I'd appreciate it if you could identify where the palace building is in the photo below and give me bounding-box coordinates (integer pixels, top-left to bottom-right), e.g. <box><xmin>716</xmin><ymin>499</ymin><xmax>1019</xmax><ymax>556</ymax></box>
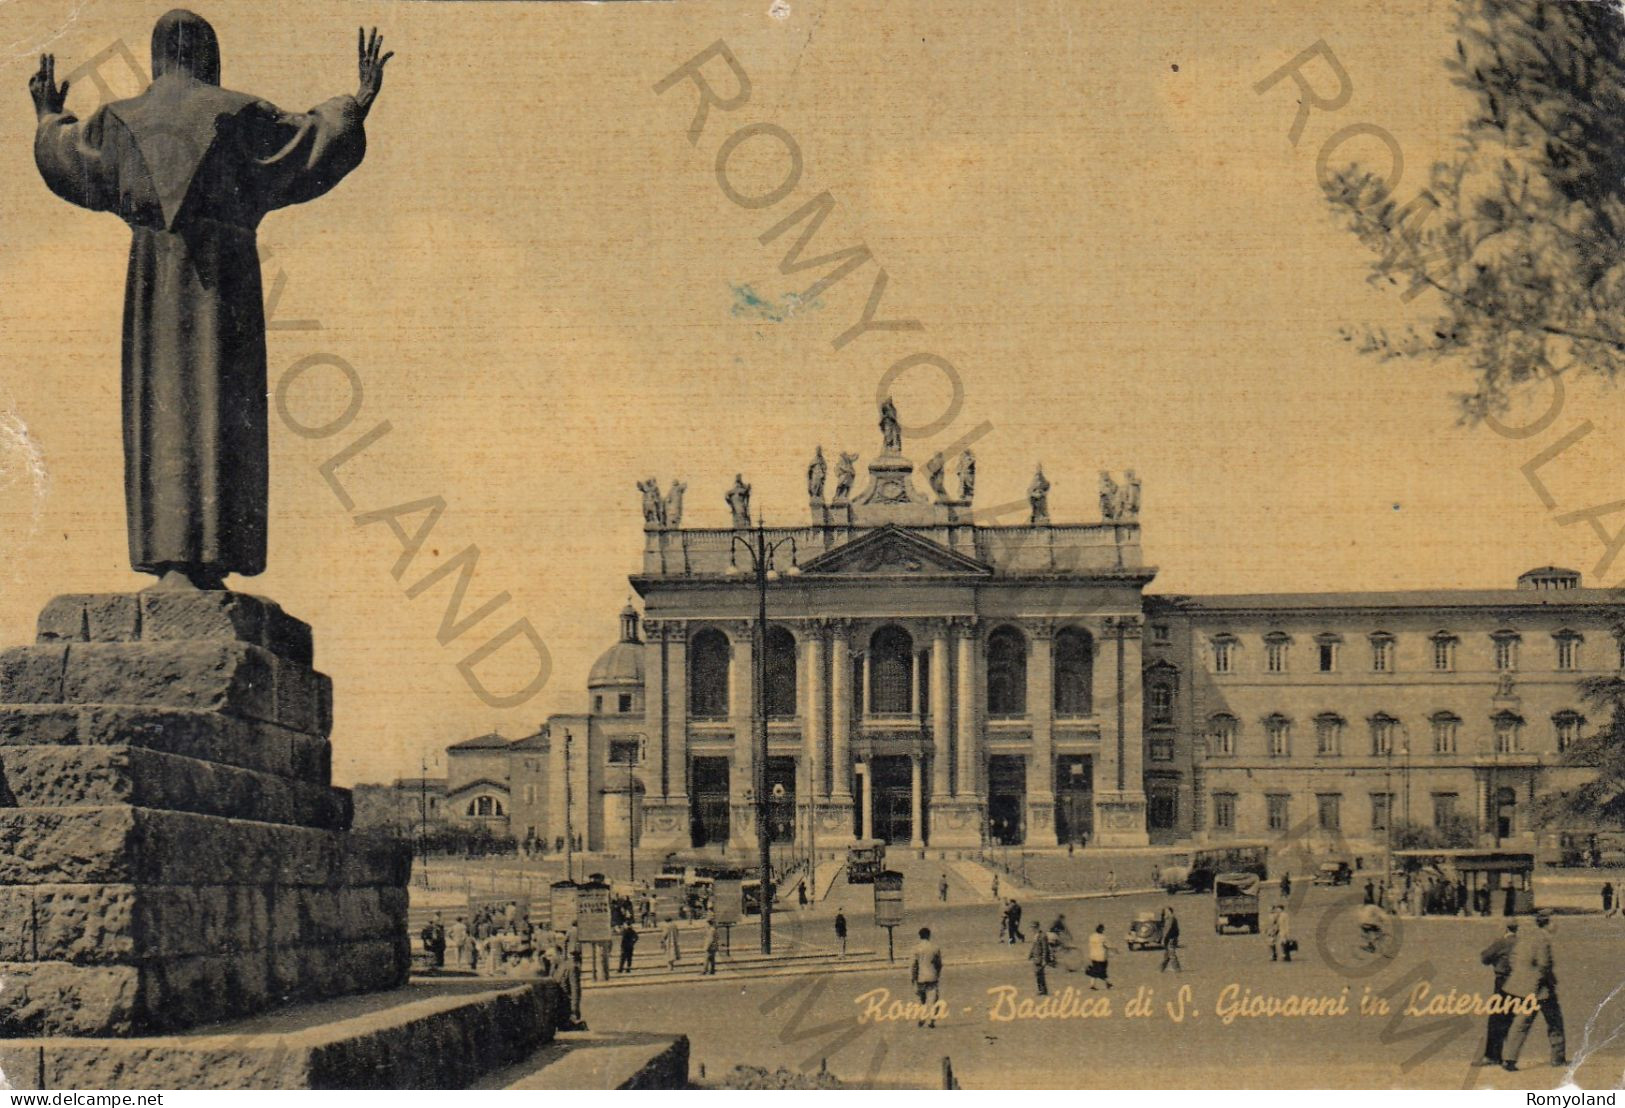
<box><xmin>493</xmin><ymin>407</ymin><xmax>1619</xmax><ymax>857</ymax></box>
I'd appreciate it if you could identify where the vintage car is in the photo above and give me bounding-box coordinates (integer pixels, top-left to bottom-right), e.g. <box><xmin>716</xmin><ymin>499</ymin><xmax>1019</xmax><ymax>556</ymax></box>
<box><xmin>1313</xmin><ymin>860</ymin><xmax>1354</xmax><ymax>886</ymax></box>
<box><xmin>1125</xmin><ymin>910</ymin><xmax>1168</xmax><ymax>950</ymax></box>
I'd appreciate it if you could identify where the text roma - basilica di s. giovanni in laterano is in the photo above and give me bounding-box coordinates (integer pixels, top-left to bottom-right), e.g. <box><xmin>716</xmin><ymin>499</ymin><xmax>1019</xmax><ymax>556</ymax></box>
<box><xmin>374</xmin><ymin>402</ymin><xmax>1615</xmax><ymax>861</ymax></box>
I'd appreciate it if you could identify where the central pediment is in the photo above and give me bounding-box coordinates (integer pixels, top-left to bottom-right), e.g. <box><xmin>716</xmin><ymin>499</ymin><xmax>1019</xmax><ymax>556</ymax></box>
<box><xmin>799</xmin><ymin>524</ymin><xmax>993</xmax><ymax>577</ymax></box>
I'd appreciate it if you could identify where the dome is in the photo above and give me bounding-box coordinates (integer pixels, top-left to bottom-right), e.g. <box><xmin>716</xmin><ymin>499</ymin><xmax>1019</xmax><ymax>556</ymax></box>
<box><xmin>588</xmin><ymin>640</ymin><xmax>644</xmax><ymax>687</ymax></box>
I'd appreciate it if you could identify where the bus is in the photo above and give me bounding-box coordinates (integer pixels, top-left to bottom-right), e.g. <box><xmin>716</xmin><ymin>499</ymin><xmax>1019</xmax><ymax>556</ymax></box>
<box><xmin>1160</xmin><ymin>843</ymin><xmax>1269</xmax><ymax>893</ymax></box>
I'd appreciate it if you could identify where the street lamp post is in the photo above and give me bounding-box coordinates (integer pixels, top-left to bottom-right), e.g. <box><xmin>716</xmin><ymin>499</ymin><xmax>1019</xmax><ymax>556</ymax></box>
<box><xmin>564</xmin><ymin>728</ymin><xmax>574</xmax><ymax>885</ymax></box>
<box><xmin>627</xmin><ymin>753</ymin><xmax>638</xmax><ymax>882</ymax></box>
<box><xmin>729</xmin><ymin>514</ymin><xmax>800</xmax><ymax>955</ymax></box>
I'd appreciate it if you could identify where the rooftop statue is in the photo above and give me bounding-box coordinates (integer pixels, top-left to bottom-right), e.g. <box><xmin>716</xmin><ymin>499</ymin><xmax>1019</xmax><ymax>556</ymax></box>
<box><xmin>833</xmin><ymin>452</ymin><xmax>858</xmax><ymax>502</ymax></box>
<box><xmin>663</xmin><ymin>479</ymin><xmax>686</xmax><ymax>528</ymax></box>
<box><xmin>956</xmin><ymin>450</ymin><xmax>976</xmax><ymax>502</ymax></box>
<box><xmin>726</xmin><ymin>473</ymin><xmax>752</xmax><ymax>529</ymax></box>
<box><xmin>878</xmin><ymin>397</ymin><xmax>902</xmax><ymax>454</ymax></box>
<box><xmin>807</xmin><ymin>445</ymin><xmax>827</xmax><ymax>501</ymax></box>
<box><xmin>637</xmin><ymin>477</ymin><xmax>665</xmax><ymax>526</ymax></box>
<box><xmin>924</xmin><ymin>451</ymin><xmax>948</xmax><ymax>500</ymax></box>
<box><xmin>1029</xmin><ymin>466</ymin><xmax>1051</xmax><ymax>525</ymax></box>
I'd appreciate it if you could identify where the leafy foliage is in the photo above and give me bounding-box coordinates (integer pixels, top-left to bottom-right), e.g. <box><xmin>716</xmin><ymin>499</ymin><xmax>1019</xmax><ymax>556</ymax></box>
<box><xmin>1326</xmin><ymin>0</ymin><xmax>1625</xmax><ymax>420</ymax></box>
<box><xmin>1532</xmin><ymin>673</ymin><xmax>1625</xmax><ymax>828</ymax></box>
<box><xmin>1389</xmin><ymin>814</ymin><xmax>1478</xmax><ymax>849</ymax></box>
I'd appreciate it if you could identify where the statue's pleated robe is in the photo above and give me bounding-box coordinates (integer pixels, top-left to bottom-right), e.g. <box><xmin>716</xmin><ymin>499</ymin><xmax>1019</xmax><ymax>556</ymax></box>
<box><xmin>35</xmin><ymin>73</ymin><xmax>366</xmax><ymax>576</ymax></box>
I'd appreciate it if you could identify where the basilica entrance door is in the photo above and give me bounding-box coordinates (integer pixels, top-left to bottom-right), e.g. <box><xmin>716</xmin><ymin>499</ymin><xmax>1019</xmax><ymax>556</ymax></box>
<box><xmin>987</xmin><ymin>755</ymin><xmax>1026</xmax><ymax>845</ymax></box>
<box><xmin>690</xmin><ymin>756</ymin><xmax>730</xmax><ymax>848</ymax></box>
<box><xmin>1054</xmin><ymin>754</ymin><xmax>1093</xmax><ymax>846</ymax></box>
<box><xmin>871</xmin><ymin>755</ymin><xmax>913</xmax><ymax>845</ymax></box>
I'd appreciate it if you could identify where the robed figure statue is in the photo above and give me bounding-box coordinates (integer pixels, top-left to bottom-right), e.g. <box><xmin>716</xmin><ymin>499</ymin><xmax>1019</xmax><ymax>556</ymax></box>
<box><xmin>30</xmin><ymin>11</ymin><xmax>393</xmax><ymax>590</ymax></box>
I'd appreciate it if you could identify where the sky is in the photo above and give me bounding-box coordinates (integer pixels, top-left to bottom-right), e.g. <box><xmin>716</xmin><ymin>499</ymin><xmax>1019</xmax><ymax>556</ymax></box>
<box><xmin>2</xmin><ymin>0</ymin><xmax>1624</xmax><ymax>786</ymax></box>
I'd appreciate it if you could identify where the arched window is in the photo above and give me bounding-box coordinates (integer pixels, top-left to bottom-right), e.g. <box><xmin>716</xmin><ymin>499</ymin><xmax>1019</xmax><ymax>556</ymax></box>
<box><xmin>986</xmin><ymin>625</ymin><xmax>1027</xmax><ymax>717</ymax></box>
<box><xmin>1314</xmin><ymin>713</ymin><xmax>1344</xmax><ymax>756</ymax></box>
<box><xmin>764</xmin><ymin>625</ymin><xmax>798</xmax><ymax>719</ymax></box>
<box><xmin>869</xmin><ymin>625</ymin><xmax>914</xmax><ymax>714</ymax></box>
<box><xmin>689</xmin><ymin>628</ymin><xmax>731</xmax><ymax>719</ymax></box>
<box><xmin>467</xmin><ymin>795</ymin><xmax>505</xmax><ymax>818</ymax></box>
<box><xmin>1552</xmin><ymin>710</ymin><xmax>1585</xmax><ymax>753</ymax></box>
<box><xmin>1493</xmin><ymin>710</ymin><xmax>1523</xmax><ymax>754</ymax></box>
<box><xmin>1207</xmin><ymin>713</ymin><xmax>1238</xmax><ymax>756</ymax></box>
<box><xmin>1053</xmin><ymin>627</ymin><xmax>1094</xmax><ymax>716</ymax></box>
<box><xmin>1431</xmin><ymin>711</ymin><xmax>1460</xmax><ymax>754</ymax></box>
<box><xmin>1369</xmin><ymin>713</ymin><xmax>1398</xmax><ymax>756</ymax></box>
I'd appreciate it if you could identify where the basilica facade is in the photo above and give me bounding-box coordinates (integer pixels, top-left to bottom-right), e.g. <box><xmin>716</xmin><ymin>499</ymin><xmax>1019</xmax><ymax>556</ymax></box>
<box><xmin>537</xmin><ymin>407</ymin><xmax>1619</xmax><ymax>857</ymax></box>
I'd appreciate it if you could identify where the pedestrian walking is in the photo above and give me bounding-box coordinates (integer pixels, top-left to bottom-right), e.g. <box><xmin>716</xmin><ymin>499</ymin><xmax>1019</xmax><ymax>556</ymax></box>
<box><xmin>1602</xmin><ymin>882</ymin><xmax>1615</xmax><ymax>916</ymax></box>
<box><xmin>1159</xmin><ymin>906</ymin><xmax>1182</xmax><ymax>973</ymax></box>
<box><xmin>798</xmin><ymin>881</ymin><xmax>808</xmax><ymax>908</ymax></box>
<box><xmin>997</xmin><ymin>899</ymin><xmax>1012</xmax><ymax>941</ymax></box>
<box><xmin>991</xmin><ymin>873</ymin><xmax>1000</xmax><ymax>899</ymax></box>
<box><xmin>1475</xmin><ymin>919</ymin><xmax>1519</xmax><ymax>1067</ymax></box>
<box><xmin>1008</xmin><ymin>899</ymin><xmax>1025</xmax><ymax>943</ymax></box>
<box><xmin>939</xmin><ymin>873</ymin><xmax>949</xmax><ymax>902</ymax></box>
<box><xmin>1280</xmin><ymin>871</ymin><xmax>1292</xmax><ymax>898</ymax></box>
<box><xmin>1501</xmin><ymin>910</ymin><xmax>1566</xmax><ymax>1072</ymax></box>
<box><xmin>910</xmin><ymin>926</ymin><xmax>943</xmax><ymax>1027</ymax></box>
<box><xmin>701</xmin><ymin>920</ymin><xmax>719</xmax><ymax>976</ymax></box>
<box><xmin>1363</xmin><ymin>879</ymin><xmax>1375</xmax><ymax>905</ymax></box>
<box><xmin>1105</xmin><ymin>869</ymin><xmax>1118</xmax><ymax>895</ymax></box>
<box><xmin>1029</xmin><ymin>924</ymin><xmax>1054</xmax><ymax>996</ymax></box>
<box><xmin>447</xmin><ymin>916</ymin><xmax>470</xmax><ymax>972</ymax></box>
<box><xmin>1267</xmin><ymin>903</ymin><xmax>1293</xmax><ymax>962</ymax></box>
<box><xmin>832</xmin><ymin>908</ymin><xmax>848</xmax><ymax>956</ymax></box>
<box><xmin>661</xmin><ymin>917</ymin><xmax>682</xmax><ymax>970</ymax></box>
<box><xmin>617</xmin><ymin>920</ymin><xmax>638</xmax><ymax>973</ymax></box>
<box><xmin>1086</xmin><ymin>923</ymin><xmax>1114</xmax><ymax>989</ymax></box>
<box><xmin>420</xmin><ymin>913</ymin><xmax>446</xmax><ymax>969</ymax></box>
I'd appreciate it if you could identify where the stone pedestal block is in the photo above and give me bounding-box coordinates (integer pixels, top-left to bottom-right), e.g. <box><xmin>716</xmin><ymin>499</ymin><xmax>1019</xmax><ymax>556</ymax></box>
<box><xmin>0</xmin><ymin>592</ymin><xmax>410</xmax><ymax>1041</ymax></box>
<box><xmin>1092</xmin><ymin>791</ymin><xmax>1150</xmax><ymax>847</ymax></box>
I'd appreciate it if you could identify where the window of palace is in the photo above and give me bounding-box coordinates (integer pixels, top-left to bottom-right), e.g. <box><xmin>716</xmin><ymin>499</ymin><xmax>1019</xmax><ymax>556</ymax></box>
<box><xmin>986</xmin><ymin>625</ymin><xmax>1028</xmax><ymax>717</ymax></box>
<box><xmin>1553</xmin><ymin>710</ymin><xmax>1584</xmax><ymax>753</ymax></box>
<box><xmin>1492</xmin><ymin>630</ymin><xmax>1520</xmax><ymax>672</ymax></box>
<box><xmin>1210</xmin><ymin>634</ymin><xmax>1236</xmax><ymax>674</ymax></box>
<box><xmin>764</xmin><ymin>625</ymin><xmax>798</xmax><ymax>719</ymax></box>
<box><xmin>617</xmin><ymin>692</ymin><xmax>633</xmax><ymax>713</ymax></box>
<box><xmin>1152</xmin><ymin>623</ymin><xmax>1171</xmax><ymax>644</ymax></box>
<box><xmin>1314</xmin><ymin>713</ymin><xmax>1344</xmax><ymax>756</ymax></box>
<box><xmin>609</xmin><ymin>739</ymin><xmax>640</xmax><ymax>764</ymax></box>
<box><xmin>1212</xmin><ymin>792</ymin><xmax>1237</xmax><ymax>831</ymax></box>
<box><xmin>1315</xmin><ymin>634</ymin><xmax>1341</xmax><ymax>673</ymax></box>
<box><xmin>1554</xmin><ymin>630</ymin><xmax>1583</xmax><ymax>672</ymax></box>
<box><xmin>1493</xmin><ymin>711</ymin><xmax>1523</xmax><ymax>754</ymax></box>
<box><xmin>1370</xmin><ymin>792</ymin><xmax>1392</xmax><ymax>832</ymax></box>
<box><xmin>1264</xmin><ymin>633</ymin><xmax>1290</xmax><ymax>674</ymax></box>
<box><xmin>1431</xmin><ymin>632</ymin><xmax>1457</xmax><ymax>672</ymax></box>
<box><xmin>1431</xmin><ymin>711</ymin><xmax>1460</xmax><ymax>754</ymax></box>
<box><xmin>869</xmin><ymin>624</ymin><xmax>914</xmax><ymax>715</ymax></box>
<box><xmin>1148</xmin><ymin>784</ymin><xmax>1178</xmax><ymax>828</ymax></box>
<box><xmin>1432</xmin><ymin>792</ymin><xmax>1459</xmax><ymax>829</ymax></box>
<box><xmin>467</xmin><ymin>795</ymin><xmax>505</xmax><ymax>818</ymax></box>
<box><xmin>1147</xmin><ymin>679</ymin><xmax>1175</xmax><ymax>726</ymax></box>
<box><xmin>1208</xmin><ymin>713</ymin><xmax>1238</xmax><ymax>756</ymax></box>
<box><xmin>1368</xmin><ymin>713</ymin><xmax>1397</xmax><ymax>756</ymax></box>
<box><xmin>1266</xmin><ymin>793</ymin><xmax>1290</xmax><ymax>831</ymax></box>
<box><xmin>1149</xmin><ymin>735</ymin><xmax>1175</xmax><ymax>761</ymax></box>
<box><xmin>1369</xmin><ymin>632</ymin><xmax>1394</xmax><ymax>673</ymax></box>
<box><xmin>1265</xmin><ymin>714</ymin><xmax>1291</xmax><ymax>757</ymax></box>
<box><xmin>1053</xmin><ymin>627</ymin><xmax>1094</xmax><ymax>716</ymax></box>
<box><xmin>689</xmin><ymin>628</ymin><xmax>731</xmax><ymax>719</ymax></box>
<box><xmin>593</xmin><ymin>695</ymin><xmax>603</xmax><ymax>713</ymax></box>
<box><xmin>1317</xmin><ymin>793</ymin><xmax>1341</xmax><ymax>831</ymax></box>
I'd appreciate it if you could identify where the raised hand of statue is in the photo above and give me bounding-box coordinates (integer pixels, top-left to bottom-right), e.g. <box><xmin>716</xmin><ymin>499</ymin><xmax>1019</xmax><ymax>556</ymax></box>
<box><xmin>355</xmin><ymin>27</ymin><xmax>395</xmax><ymax>116</ymax></box>
<box><xmin>28</xmin><ymin>54</ymin><xmax>69</xmax><ymax>119</ymax></box>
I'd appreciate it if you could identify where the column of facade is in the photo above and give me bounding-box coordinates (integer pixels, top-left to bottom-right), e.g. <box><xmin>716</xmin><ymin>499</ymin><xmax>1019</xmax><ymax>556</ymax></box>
<box><xmin>803</xmin><ymin>623</ymin><xmax>826</xmax><ymax>800</ymax></box>
<box><xmin>955</xmin><ymin>617</ymin><xmax>979</xmax><ymax>798</ymax></box>
<box><xmin>727</xmin><ymin>620</ymin><xmax>755</xmax><ymax>846</ymax></box>
<box><xmin>666</xmin><ymin>622</ymin><xmax>689</xmax><ymax>810</ymax></box>
<box><xmin>1027</xmin><ymin>620</ymin><xmax>1055</xmax><ymax>845</ymax></box>
<box><xmin>1096</xmin><ymin>614</ymin><xmax>1148</xmax><ymax>846</ymax></box>
<box><xmin>642</xmin><ymin>620</ymin><xmax>668</xmax><ymax>798</ymax></box>
<box><xmin>860</xmin><ymin>760</ymin><xmax>873</xmax><ymax>840</ymax></box>
<box><xmin>829</xmin><ymin>620</ymin><xmax>852</xmax><ymax>800</ymax></box>
<box><xmin>929</xmin><ymin>622</ymin><xmax>951</xmax><ymax>799</ymax></box>
<box><xmin>910</xmin><ymin>753</ymin><xmax>924</xmax><ymax>847</ymax></box>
